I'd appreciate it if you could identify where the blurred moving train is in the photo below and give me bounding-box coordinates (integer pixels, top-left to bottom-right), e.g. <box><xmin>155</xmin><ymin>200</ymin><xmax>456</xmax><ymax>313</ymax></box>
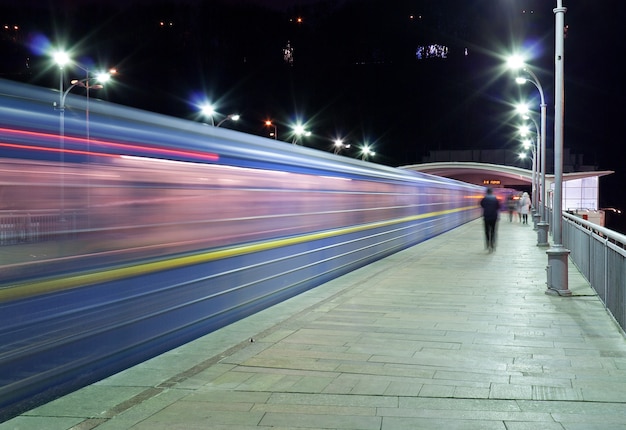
<box><xmin>0</xmin><ymin>78</ymin><xmax>483</xmax><ymax>419</ymax></box>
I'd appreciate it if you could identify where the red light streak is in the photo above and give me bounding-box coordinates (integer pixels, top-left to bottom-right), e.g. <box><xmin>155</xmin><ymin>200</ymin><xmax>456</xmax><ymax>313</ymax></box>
<box><xmin>0</xmin><ymin>127</ymin><xmax>220</xmax><ymax>162</ymax></box>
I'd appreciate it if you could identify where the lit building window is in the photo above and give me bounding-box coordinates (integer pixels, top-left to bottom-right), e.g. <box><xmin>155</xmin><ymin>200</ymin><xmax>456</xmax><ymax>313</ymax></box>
<box><xmin>416</xmin><ymin>44</ymin><xmax>449</xmax><ymax>60</ymax></box>
<box><xmin>283</xmin><ymin>40</ymin><xmax>294</xmax><ymax>65</ymax></box>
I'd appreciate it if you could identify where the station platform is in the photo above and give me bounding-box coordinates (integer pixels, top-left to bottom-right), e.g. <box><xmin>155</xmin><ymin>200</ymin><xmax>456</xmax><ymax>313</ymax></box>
<box><xmin>3</xmin><ymin>217</ymin><xmax>626</xmax><ymax>430</ymax></box>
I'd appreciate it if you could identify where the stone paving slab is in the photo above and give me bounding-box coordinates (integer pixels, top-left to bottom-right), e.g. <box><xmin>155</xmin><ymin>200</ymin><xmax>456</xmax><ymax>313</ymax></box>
<box><xmin>3</xmin><ymin>218</ymin><xmax>626</xmax><ymax>429</ymax></box>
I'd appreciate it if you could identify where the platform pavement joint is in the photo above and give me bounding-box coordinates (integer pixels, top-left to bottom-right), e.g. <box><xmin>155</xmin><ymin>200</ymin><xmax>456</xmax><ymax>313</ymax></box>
<box><xmin>3</xmin><ymin>218</ymin><xmax>626</xmax><ymax>430</ymax></box>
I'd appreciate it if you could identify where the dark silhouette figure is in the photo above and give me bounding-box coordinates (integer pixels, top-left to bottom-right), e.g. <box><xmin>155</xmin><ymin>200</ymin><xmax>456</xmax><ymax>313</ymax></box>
<box><xmin>480</xmin><ymin>188</ymin><xmax>500</xmax><ymax>252</ymax></box>
<box><xmin>506</xmin><ymin>194</ymin><xmax>517</xmax><ymax>222</ymax></box>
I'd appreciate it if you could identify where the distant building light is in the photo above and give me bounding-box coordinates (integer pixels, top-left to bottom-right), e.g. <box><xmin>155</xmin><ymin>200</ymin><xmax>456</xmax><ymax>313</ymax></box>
<box><xmin>283</xmin><ymin>40</ymin><xmax>294</xmax><ymax>65</ymax></box>
<box><xmin>416</xmin><ymin>44</ymin><xmax>448</xmax><ymax>60</ymax></box>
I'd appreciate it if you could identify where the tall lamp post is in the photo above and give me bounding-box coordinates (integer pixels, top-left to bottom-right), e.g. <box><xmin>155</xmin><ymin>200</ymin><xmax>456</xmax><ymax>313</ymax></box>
<box><xmin>265</xmin><ymin>120</ymin><xmax>277</xmax><ymax>139</ymax></box>
<box><xmin>515</xmin><ymin>75</ymin><xmax>547</xmax><ymax>225</ymax></box>
<box><xmin>520</xmin><ymin>115</ymin><xmax>549</xmax><ymax>249</ymax></box>
<box><xmin>64</xmin><ymin>72</ymin><xmax>112</xmax><ymax>140</ymax></box>
<box><xmin>53</xmin><ymin>50</ymin><xmax>71</xmax><ymax>219</ymax></box>
<box><xmin>517</xmin><ymin>111</ymin><xmax>546</xmax><ymax>236</ymax></box>
<box><xmin>57</xmin><ymin>68</ymin><xmax>112</xmax><ymax>227</ymax></box>
<box><xmin>507</xmin><ymin>56</ymin><xmax>547</xmax><ymax>226</ymax></box>
<box><xmin>292</xmin><ymin>124</ymin><xmax>311</xmax><ymax>145</ymax></box>
<box><xmin>546</xmin><ymin>0</ymin><xmax>571</xmax><ymax>296</ymax></box>
<box><xmin>518</xmin><ymin>122</ymin><xmax>538</xmax><ymax>214</ymax></box>
<box><xmin>508</xmin><ymin>57</ymin><xmax>551</xmax><ymax>249</ymax></box>
<box><xmin>333</xmin><ymin>138</ymin><xmax>350</xmax><ymax>154</ymax></box>
<box><xmin>360</xmin><ymin>144</ymin><xmax>375</xmax><ymax>161</ymax></box>
<box><xmin>200</xmin><ymin>103</ymin><xmax>216</xmax><ymax>126</ymax></box>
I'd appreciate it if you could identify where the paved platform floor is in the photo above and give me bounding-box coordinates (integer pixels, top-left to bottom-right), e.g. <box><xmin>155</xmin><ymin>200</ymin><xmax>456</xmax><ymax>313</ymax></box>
<box><xmin>3</xmin><ymin>217</ymin><xmax>626</xmax><ymax>430</ymax></box>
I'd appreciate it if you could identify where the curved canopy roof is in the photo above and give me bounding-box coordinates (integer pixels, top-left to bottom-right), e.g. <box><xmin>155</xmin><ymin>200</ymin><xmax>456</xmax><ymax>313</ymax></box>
<box><xmin>400</xmin><ymin>162</ymin><xmax>613</xmax><ymax>188</ymax></box>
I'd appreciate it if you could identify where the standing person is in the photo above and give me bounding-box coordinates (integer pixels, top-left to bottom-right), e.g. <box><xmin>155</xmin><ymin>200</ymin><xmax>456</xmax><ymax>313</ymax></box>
<box><xmin>519</xmin><ymin>192</ymin><xmax>531</xmax><ymax>224</ymax></box>
<box><xmin>480</xmin><ymin>187</ymin><xmax>500</xmax><ymax>252</ymax></box>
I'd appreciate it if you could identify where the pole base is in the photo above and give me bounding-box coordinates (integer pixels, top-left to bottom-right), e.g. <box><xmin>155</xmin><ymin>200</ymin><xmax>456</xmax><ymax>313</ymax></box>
<box><xmin>545</xmin><ymin>246</ymin><xmax>571</xmax><ymax>296</ymax></box>
<box><xmin>533</xmin><ymin>213</ymin><xmax>541</xmax><ymax>230</ymax></box>
<box><xmin>536</xmin><ymin>222</ymin><xmax>550</xmax><ymax>247</ymax></box>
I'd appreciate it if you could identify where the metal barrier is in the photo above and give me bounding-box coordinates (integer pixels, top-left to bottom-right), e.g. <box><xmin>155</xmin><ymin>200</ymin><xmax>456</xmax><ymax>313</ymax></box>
<box><xmin>562</xmin><ymin>211</ymin><xmax>626</xmax><ymax>332</ymax></box>
<box><xmin>0</xmin><ymin>211</ymin><xmax>76</xmax><ymax>245</ymax></box>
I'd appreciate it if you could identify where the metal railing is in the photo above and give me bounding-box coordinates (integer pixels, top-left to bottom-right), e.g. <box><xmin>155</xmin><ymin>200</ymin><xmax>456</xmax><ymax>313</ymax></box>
<box><xmin>561</xmin><ymin>211</ymin><xmax>626</xmax><ymax>332</ymax></box>
<box><xmin>0</xmin><ymin>211</ymin><xmax>76</xmax><ymax>245</ymax></box>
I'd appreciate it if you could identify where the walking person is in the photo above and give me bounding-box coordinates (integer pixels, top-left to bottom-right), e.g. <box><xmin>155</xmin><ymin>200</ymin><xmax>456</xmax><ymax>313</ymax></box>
<box><xmin>519</xmin><ymin>192</ymin><xmax>531</xmax><ymax>224</ymax></box>
<box><xmin>480</xmin><ymin>187</ymin><xmax>500</xmax><ymax>252</ymax></box>
<box><xmin>506</xmin><ymin>194</ymin><xmax>516</xmax><ymax>222</ymax></box>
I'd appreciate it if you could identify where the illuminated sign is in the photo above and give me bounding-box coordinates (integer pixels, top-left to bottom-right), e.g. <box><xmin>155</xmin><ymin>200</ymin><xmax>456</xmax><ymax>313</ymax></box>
<box><xmin>483</xmin><ymin>179</ymin><xmax>501</xmax><ymax>185</ymax></box>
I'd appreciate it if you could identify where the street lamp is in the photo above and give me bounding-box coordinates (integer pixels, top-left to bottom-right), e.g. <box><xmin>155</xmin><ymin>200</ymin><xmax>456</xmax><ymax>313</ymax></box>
<box><xmin>518</xmin><ymin>145</ymin><xmax>532</xmax><ymax>171</ymax></box>
<box><xmin>546</xmin><ymin>0</ymin><xmax>571</xmax><ymax>296</ymax></box>
<box><xmin>199</xmin><ymin>104</ymin><xmax>239</xmax><ymax>128</ymax></box>
<box><xmin>360</xmin><ymin>144</ymin><xmax>375</xmax><ymax>160</ymax></box>
<box><xmin>291</xmin><ymin>124</ymin><xmax>311</xmax><ymax>145</ymax></box>
<box><xmin>216</xmin><ymin>113</ymin><xmax>240</xmax><ymax>128</ymax></box>
<box><xmin>333</xmin><ymin>138</ymin><xmax>350</xmax><ymax>154</ymax></box>
<box><xmin>516</xmin><ymin>107</ymin><xmax>549</xmax><ymax>248</ymax></box>
<box><xmin>57</xmin><ymin>69</ymin><xmax>112</xmax><ymax>227</ymax></box>
<box><xmin>53</xmin><ymin>50</ymin><xmax>71</xmax><ymax>220</ymax></box>
<box><xmin>519</xmin><ymin>137</ymin><xmax>537</xmax><ymax>213</ymax></box>
<box><xmin>199</xmin><ymin>103</ymin><xmax>216</xmax><ymax>126</ymax></box>
<box><xmin>508</xmin><ymin>56</ymin><xmax>547</xmax><ymax>226</ymax></box>
<box><xmin>53</xmin><ymin>51</ymin><xmax>112</xmax><ymax>220</ymax></box>
<box><xmin>265</xmin><ymin>120</ymin><xmax>277</xmax><ymax>139</ymax></box>
<box><xmin>516</xmin><ymin>113</ymin><xmax>540</xmax><ymax>217</ymax></box>
<box><xmin>63</xmin><ymin>72</ymin><xmax>113</xmax><ymax>139</ymax></box>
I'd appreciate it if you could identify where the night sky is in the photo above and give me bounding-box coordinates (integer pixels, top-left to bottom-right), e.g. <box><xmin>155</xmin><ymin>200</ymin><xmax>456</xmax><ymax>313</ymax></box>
<box><xmin>1</xmin><ymin>0</ymin><xmax>625</xmax><ymax>210</ymax></box>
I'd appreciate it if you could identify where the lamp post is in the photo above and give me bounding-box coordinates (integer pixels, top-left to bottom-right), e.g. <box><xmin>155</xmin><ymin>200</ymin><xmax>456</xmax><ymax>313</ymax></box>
<box><xmin>519</xmin><ymin>133</ymin><xmax>537</xmax><ymax>208</ymax></box>
<box><xmin>200</xmin><ymin>103</ymin><xmax>216</xmax><ymax>126</ymax></box>
<box><xmin>265</xmin><ymin>120</ymin><xmax>277</xmax><ymax>139</ymax></box>
<box><xmin>333</xmin><ymin>138</ymin><xmax>350</xmax><ymax>154</ymax></box>
<box><xmin>522</xmin><ymin>134</ymin><xmax>540</xmax><ymax>230</ymax></box>
<box><xmin>216</xmin><ymin>113</ymin><xmax>240</xmax><ymax>128</ymax></box>
<box><xmin>64</xmin><ymin>72</ymin><xmax>112</xmax><ymax>140</ymax></box>
<box><xmin>517</xmin><ymin>116</ymin><xmax>540</xmax><ymax>218</ymax></box>
<box><xmin>360</xmin><ymin>144</ymin><xmax>375</xmax><ymax>161</ymax></box>
<box><xmin>519</xmin><ymin>117</ymin><xmax>548</xmax><ymax>246</ymax></box>
<box><xmin>515</xmin><ymin>75</ymin><xmax>547</xmax><ymax>225</ymax></box>
<box><xmin>508</xmin><ymin>56</ymin><xmax>547</xmax><ymax>226</ymax></box>
<box><xmin>57</xmin><ymin>70</ymin><xmax>112</xmax><ymax>228</ymax></box>
<box><xmin>54</xmin><ymin>52</ymin><xmax>70</xmax><ymax>220</ymax></box>
<box><xmin>546</xmin><ymin>0</ymin><xmax>571</xmax><ymax>296</ymax></box>
<box><xmin>292</xmin><ymin>124</ymin><xmax>311</xmax><ymax>145</ymax></box>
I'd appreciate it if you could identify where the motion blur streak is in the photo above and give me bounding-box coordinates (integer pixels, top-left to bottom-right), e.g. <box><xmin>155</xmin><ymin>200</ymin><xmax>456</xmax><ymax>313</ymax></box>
<box><xmin>1</xmin><ymin>204</ymin><xmax>473</xmax><ymax>302</ymax></box>
<box><xmin>0</xmin><ymin>78</ymin><xmax>483</xmax><ymax>420</ymax></box>
<box><xmin>0</xmin><ymin>126</ymin><xmax>220</xmax><ymax>161</ymax></box>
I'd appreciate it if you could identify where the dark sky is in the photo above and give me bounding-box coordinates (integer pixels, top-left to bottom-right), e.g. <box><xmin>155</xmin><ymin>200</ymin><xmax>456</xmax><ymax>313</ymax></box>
<box><xmin>1</xmin><ymin>0</ymin><xmax>625</xmax><ymax>208</ymax></box>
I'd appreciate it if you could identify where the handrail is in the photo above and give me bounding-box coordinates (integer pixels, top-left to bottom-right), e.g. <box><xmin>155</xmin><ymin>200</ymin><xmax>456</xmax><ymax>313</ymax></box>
<box><xmin>561</xmin><ymin>210</ymin><xmax>626</xmax><ymax>334</ymax></box>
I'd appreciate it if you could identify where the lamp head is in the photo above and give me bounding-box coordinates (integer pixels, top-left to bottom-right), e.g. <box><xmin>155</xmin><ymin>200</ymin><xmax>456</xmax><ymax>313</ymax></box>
<box><xmin>506</xmin><ymin>54</ymin><xmax>525</xmax><ymax>70</ymax></box>
<box><xmin>200</xmin><ymin>103</ymin><xmax>215</xmax><ymax>117</ymax></box>
<box><xmin>53</xmin><ymin>50</ymin><xmax>71</xmax><ymax>68</ymax></box>
<box><xmin>515</xmin><ymin>77</ymin><xmax>527</xmax><ymax>85</ymax></box>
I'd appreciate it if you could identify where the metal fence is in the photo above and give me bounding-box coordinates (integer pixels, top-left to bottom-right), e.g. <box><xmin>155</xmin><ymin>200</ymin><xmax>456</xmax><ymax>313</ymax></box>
<box><xmin>0</xmin><ymin>211</ymin><xmax>76</xmax><ymax>245</ymax></box>
<box><xmin>562</xmin><ymin>211</ymin><xmax>626</xmax><ymax>333</ymax></box>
